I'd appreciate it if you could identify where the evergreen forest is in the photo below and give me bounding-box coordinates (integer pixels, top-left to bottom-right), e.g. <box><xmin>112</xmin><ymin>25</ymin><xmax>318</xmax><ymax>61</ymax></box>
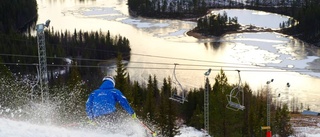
<box><xmin>0</xmin><ymin>54</ymin><xmax>294</xmax><ymax>136</ymax></box>
<box><xmin>0</xmin><ymin>0</ymin><xmax>309</xmax><ymax>137</ymax></box>
<box><xmin>194</xmin><ymin>11</ymin><xmax>240</xmax><ymax>36</ymax></box>
<box><xmin>0</xmin><ymin>0</ymin><xmax>37</xmax><ymax>33</ymax></box>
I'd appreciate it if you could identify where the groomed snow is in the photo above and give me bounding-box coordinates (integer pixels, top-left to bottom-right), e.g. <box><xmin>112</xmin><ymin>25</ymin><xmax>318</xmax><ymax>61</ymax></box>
<box><xmin>0</xmin><ymin>117</ymin><xmax>207</xmax><ymax>137</ymax></box>
<box><xmin>1</xmin><ymin>117</ymin><xmax>320</xmax><ymax>137</ymax></box>
<box><xmin>0</xmin><ymin>118</ymin><xmax>124</xmax><ymax>137</ymax></box>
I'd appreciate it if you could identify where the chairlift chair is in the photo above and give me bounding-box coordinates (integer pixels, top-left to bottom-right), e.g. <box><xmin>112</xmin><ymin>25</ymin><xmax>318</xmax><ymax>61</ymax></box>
<box><xmin>170</xmin><ymin>89</ymin><xmax>187</xmax><ymax>103</ymax></box>
<box><xmin>226</xmin><ymin>70</ymin><xmax>245</xmax><ymax>111</ymax></box>
<box><xmin>169</xmin><ymin>63</ymin><xmax>187</xmax><ymax>103</ymax></box>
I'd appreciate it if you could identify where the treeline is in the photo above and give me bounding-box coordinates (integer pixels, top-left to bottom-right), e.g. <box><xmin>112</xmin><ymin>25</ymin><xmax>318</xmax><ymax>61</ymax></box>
<box><xmin>0</xmin><ymin>0</ymin><xmax>131</xmax><ymax>80</ymax></box>
<box><xmin>0</xmin><ymin>0</ymin><xmax>37</xmax><ymax>33</ymax></box>
<box><xmin>128</xmin><ymin>0</ymin><xmax>320</xmax><ymax>45</ymax></box>
<box><xmin>281</xmin><ymin>0</ymin><xmax>320</xmax><ymax>45</ymax></box>
<box><xmin>128</xmin><ymin>0</ymin><xmax>208</xmax><ymax>18</ymax></box>
<box><xmin>127</xmin><ymin>0</ymin><xmax>302</xmax><ymax>19</ymax></box>
<box><xmin>193</xmin><ymin>12</ymin><xmax>240</xmax><ymax>36</ymax></box>
<box><xmin>45</xmin><ymin>28</ymin><xmax>131</xmax><ymax>62</ymax></box>
<box><xmin>0</xmin><ymin>55</ymin><xmax>294</xmax><ymax>137</ymax></box>
<box><xmin>0</xmin><ymin>28</ymin><xmax>131</xmax><ymax>80</ymax></box>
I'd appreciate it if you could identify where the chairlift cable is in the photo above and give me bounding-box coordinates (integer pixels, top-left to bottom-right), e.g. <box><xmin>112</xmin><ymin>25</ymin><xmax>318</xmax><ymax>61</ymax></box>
<box><xmin>1</xmin><ymin>53</ymin><xmax>320</xmax><ymax>73</ymax></box>
<box><xmin>2</xmin><ymin>52</ymin><xmax>320</xmax><ymax>73</ymax></box>
<box><xmin>1</xmin><ymin>62</ymin><xmax>319</xmax><ymax>73</ymax></box>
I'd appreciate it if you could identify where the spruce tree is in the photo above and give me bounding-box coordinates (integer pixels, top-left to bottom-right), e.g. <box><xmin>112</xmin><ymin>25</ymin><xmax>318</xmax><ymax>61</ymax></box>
<box><xmin>114</xmin><ymin>53</ymin><xmax>130</xmax><ymax>98</ymax></box>
<box><xmin>144</xmin><ymin>75</ymin><xmax>156</xmax><ymax>121</ymax></box>
<box><xmin>189</xmin><ymin>104</ymin><xmax>204</xmax><ymax>129</ymax></box>
<box><xmin>159</xmin><ymin>77</ymin><xmax>179</xmax><ymax>137</ymax></box>
<box><xmin>273</xmin><ymin>104</ymin><xmax>293</xmax><ymax>137</ymax></box>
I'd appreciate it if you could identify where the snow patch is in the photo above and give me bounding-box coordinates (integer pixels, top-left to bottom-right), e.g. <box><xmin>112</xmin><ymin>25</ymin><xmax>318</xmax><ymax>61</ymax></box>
<box><xmin>176</xmin><ymin>125</ymin><xmax>207</xmax><ymax>137</ymax></box>
<box><xmin>0</xmin><ymin>117</ymin><xmax>147</xmax><ymax>137</ymax></box>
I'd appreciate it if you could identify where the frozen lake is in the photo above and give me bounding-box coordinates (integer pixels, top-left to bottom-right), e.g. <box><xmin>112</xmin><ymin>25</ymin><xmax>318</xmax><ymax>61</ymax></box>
<box><xmin>36</xmin><ymin>0</ymin><xmax>320</xmax><ymax>111</ymax></box>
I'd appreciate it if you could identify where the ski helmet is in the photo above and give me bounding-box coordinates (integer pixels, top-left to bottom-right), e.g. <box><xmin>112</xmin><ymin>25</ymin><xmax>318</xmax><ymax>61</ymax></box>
<box><xmin>102</xmin><ymin>76</ymin><xmax>115</xmax><ymax>86</ymax></box>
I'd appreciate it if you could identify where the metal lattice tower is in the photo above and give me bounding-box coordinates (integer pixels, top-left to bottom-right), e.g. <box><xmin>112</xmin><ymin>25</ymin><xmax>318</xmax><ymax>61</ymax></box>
<box><xmin>204</xmin><ymin>68</ymin><xmax>211</xmax><ymax>135</ymax></box>
<box><xmin>205</xmin><ymin>77</ymin><xmax>209</xmax><ymax>132</ymax></box>
<box><xmin>36</xmin><ymin>20</ymin><xmax>50</xmax><ymax>103</ymax></box>
<box><xmin>266</xmin><ymin>79</ymin><xmax>273</xmax><ymax>127</ymax></box>
<box><xmin>267</xmin><ymin>83</ymin><xmax>271</xmax><ymax>127</ymax></box>
<box><xmin>285</xmin><ymin>83</ymin><xmax>290</xmax><ymax>110</ymax></box>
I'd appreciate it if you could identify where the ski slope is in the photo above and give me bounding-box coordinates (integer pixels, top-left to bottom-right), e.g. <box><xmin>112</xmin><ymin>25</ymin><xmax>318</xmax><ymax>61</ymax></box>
<box><xmin>2</xmin><ymin>117</ymin><xmax>320</xmax><ymax>137</ymax></box>
<box><xmin>0</xmin><ymin>118</ymin><xmax>206</xmax><ymax>137</ymax></box>
<box><xmin>0</xmin><ymin>117</ymin><xmax>144</xmax><ymax>137</ymax></box>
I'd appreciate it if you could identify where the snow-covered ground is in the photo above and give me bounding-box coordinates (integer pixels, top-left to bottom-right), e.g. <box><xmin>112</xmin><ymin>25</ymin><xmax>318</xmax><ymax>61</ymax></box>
<box><xmin>291</xmin><ymin>114</ymin><xmax>320</xmax><ymax>137</ymax></box>
<box><xmin>1</xmin><ymin>116</ymin><xmax>320</xmax><ymax>137</ymax></box>
<box><xmin>0</xmin><ymin>118</ymin><xmax>207</xmax><ymax>137</ymax></box>
<box><xmin>0</xmin><ymin>118</ymin><xmax>117</xmax><ymax>137</ymax></box>
<box><xmin>294</xmin><ymin>126</ymin><xmax>320</xmax><ymax>137</ymax></box>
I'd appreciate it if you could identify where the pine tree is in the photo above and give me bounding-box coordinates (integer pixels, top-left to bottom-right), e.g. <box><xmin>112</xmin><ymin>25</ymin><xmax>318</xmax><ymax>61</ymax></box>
<box><xmin>131</xmin><ymin>81</ymin><xmax>144</xmax><ymax>113</ymax></box>
<box><xmin>143</xmin><ymin>75</ymin><xmax>156</xmax><ymax>121</ymax></box>
<box><xmin>114</xmin><ymin>53</ymin><xmax>130</xmax><ymax>98</ymax></box>
<box><xmin>211</xmin><ymin>69</ymin><xmax>229</xmax><ymax>136</ymax></box>
<box><xmin>0</xmin><ymin>58</ymin><xmax>29</xmax><ymax>116</ymax></box>
<box><xmin>159</xmin><ymin>77</ymin><xmax>179</xmax><ymax>137</ymax></box>
<box><xmin>0</xmin><ymin>58</ymin><xmax>15</xmax><ymax>108</ymax></box>
<box><xmin>64</xmin><ymin>62</ymin><xmax>87</xmax><ymax>122</ymax></box>
<box><xmin>273</xmin><ymin>104</ymin><xmax>293</xmax><ymax>137</ymax></box>
<box><xmin>189</xmin><ymin>104</ymin><xmax>204</xmax><ymax>129</ymax></box>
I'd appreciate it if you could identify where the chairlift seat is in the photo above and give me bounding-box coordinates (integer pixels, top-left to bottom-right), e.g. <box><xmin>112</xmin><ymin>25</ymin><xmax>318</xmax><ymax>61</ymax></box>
<box><xmin>170</xmin><ymin>94</ymin><xmax>187</xmax><ymax>103</ymax></box>
<box><xmin>228</xmin><ymin>101</ymin><xmax>245</xmax><ymax>110</ymax></box>
<box><xmin>226</xmin><ymin>94</ymin><xmax>245</xmax><ymax>111</ymax></box>
<box><xmin>172</xmin><ymin>94</ymin><xmax>183</xmax><ymax>100</ymax></box>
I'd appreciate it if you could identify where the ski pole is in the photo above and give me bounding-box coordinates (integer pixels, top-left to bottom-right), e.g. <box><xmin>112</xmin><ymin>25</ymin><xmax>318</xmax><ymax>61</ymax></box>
<box><xmin>136</xmin><ymin>118</ymin><xmax>157</xmax><ymax>137</ymax></box>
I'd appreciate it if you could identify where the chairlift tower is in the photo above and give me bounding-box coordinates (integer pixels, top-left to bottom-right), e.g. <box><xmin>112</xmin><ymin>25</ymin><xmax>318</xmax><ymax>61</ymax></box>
<box><xmin>266</xmin><ymin>79</ymin><xmax>273</xmax><ymax>127</ymax></box>
<box><xmin>263</xmin><ymin>79</ymin><xmax>274</xmax><ymax>137</ymax></box>
<box><xmin>285</xmin><ymin>82</ymin><xmax>290</xmax><ymax>110</ymax></box>
<box><xmin>36</xmin><ymin>20</ymin><xmax>50</xmax><ymax>103</ymax></box>
<box><xmin>204</xmin><ymin>68</ymin><xmax>211</xmax><ymax>135</ymax></box>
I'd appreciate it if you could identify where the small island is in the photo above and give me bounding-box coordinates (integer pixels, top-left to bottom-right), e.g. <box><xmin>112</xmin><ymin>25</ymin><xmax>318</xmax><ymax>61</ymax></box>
<box><xmin>128</xmin><ymin>0</ymin><xmax>320</xmax><ymax>46</ymax></box>
<box><xmin>189</xmin><ymin>11</ymin><xmax>241</xmax><ymax>38</ymax></box>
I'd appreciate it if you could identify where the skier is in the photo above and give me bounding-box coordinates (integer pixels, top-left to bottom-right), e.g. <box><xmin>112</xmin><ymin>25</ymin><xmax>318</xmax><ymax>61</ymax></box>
<box><xmin>86</xmin><ymin>76</ymin><xmax>136</xmax><ymax>126</ymax></box>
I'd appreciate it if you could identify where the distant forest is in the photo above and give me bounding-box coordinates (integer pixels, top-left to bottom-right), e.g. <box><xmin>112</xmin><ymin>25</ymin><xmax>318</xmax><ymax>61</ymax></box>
<box><xmin>280</xmin><ymin>1</ymin><xmax>320</xmax><ymax>45</ymax></box>
<box><xmin>0</xmin><ymin>0</ymin><xmax>131</xmax><ymax>83</ymax></box>
<box><xmin>128</xmin><ymin>0</ymin><xmax>320</xmax><ymax>46</ymax></box>
<box><xmin>0</xmin><ymin>0</ymin><xmax>38</xmax><ymax>33</ymax></box>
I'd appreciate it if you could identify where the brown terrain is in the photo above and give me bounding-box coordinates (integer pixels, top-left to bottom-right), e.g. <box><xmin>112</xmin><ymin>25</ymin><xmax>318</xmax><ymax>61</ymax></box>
<box><xmin>291</xmin><ymin>113</ymin><xmax>320</xmax><ymax>127</ymax></box>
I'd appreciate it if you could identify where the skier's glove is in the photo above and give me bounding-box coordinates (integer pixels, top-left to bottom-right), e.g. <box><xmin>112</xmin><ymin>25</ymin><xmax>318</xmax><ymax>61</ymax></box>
<box><xmin>132</xmin><ymin>113</ymin><xmax>137</xmax><ymax>119</ymax></box>
<box><xmin>152</xmin><ymin>132</ymin><xmax>157</xmax><ymax>137</ymax></box>
<box><xmin>87</xmin><ymin>120</ymin><xmax>96</xmax><ymax>126</ymax></box>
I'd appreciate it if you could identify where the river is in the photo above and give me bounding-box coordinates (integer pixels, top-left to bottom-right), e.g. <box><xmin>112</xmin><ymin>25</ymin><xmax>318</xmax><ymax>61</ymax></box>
<box><xmin>36</xmin><ymin>0</ymin><xmax>320</xmax><ymax>111</ymax></box>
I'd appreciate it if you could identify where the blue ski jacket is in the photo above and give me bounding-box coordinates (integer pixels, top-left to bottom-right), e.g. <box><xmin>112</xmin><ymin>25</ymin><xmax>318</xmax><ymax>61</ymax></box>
<box><xmin>86</xmin><ymin>80</ymin><xmax>134</xmax><ymax>120</ymax></box>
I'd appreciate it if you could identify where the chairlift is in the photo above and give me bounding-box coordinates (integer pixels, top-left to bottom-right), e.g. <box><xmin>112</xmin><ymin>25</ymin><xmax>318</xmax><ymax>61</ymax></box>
<box><xmin>170</xmin><ymin>89</ymin><xmax>187</xmax><ymax>103</ymax></box>
<box><xmin>226</xmin><ymin>70</ymin><xmax>245</xmax><ymax>111</ymax></box>
<box><xmin>169</xmin><ymin>63</ymin><xmax>187</xmax><ymax>103</ymax></box>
